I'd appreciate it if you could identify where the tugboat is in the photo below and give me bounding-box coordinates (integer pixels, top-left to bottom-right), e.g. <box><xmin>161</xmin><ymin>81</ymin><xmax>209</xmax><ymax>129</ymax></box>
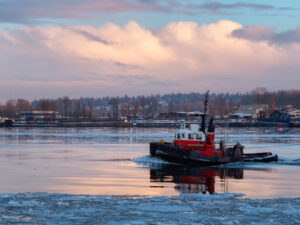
<box><xmin>150</xmin><ymin>91</ymin><xmax>278</xmax><ymax>165</ymax></box>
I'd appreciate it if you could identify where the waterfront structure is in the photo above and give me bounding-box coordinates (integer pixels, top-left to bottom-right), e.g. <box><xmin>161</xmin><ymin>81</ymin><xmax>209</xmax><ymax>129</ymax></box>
<box><xmin>19</xmin><ymin>111</ymin><xmax>60</xmax><ymax>121</ymax></box>
<box><xmin>234</xmin><ymin>104</ymin><xmax>268</xmax><ymax>119</ymax></box>
<box><xmin>159</xmin><ymin>111</ymin><xmax>203</xmax><ymax>120</ymax></box>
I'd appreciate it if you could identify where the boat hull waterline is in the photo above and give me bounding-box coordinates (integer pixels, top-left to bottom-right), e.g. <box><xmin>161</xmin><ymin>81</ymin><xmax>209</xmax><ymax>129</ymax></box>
<box><xmin>150</xmin><ymin>142</ymin><xmax>278</xmax><ymax>165</ymax></box>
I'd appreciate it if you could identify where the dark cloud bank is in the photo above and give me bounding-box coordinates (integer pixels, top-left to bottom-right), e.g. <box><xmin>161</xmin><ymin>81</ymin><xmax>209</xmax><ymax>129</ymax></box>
<box><xmin>232</xmin><ymin>25</ymin><xmax>300</xmax><ymax>44</ymax></box>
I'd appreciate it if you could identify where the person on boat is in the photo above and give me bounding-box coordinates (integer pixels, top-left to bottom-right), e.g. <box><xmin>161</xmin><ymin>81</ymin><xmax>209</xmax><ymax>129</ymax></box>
<box><xmin>219</xmin><ymin>140</ymin><xmax>224</xmax><ymax>150</ymax></box>
<box><xmin>206</xmin><ymin>118</ymin><xmax>215</xmax><ymax>146</ymax></box>
<box><xmin>208</xmin><ymin>118</ymin><xmax>215</xmax><ymax>133</ymax></box>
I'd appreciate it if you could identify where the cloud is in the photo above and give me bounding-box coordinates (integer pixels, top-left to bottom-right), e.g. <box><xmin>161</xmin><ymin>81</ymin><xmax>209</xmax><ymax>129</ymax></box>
<box><xmin>0</xmin><ymin>20</ymin><xmax>300</xmax><ymax>100</ymax></box>
<box><xmin>187</xmin><ymin>2</ymin><xmax>276</xmax><ymax>13</ymax></box>
<box><xmin>0</xmin><ymin>0</ymin><xmax>169</xmax><ymax>23</ymax></box>
<box><xmin>0</xmin><ymin>0</ymin><xmax>292</xmax><ymax>24</ymax></box>
<box><xmin>232</xmin><ymin>25</ymin><xmax>300</xmax><ymax>44</ymax></box>
<box><xmin>232</xmin><ymin>25</ymin><xmax>275</xmax><ymax>41</ymax></box>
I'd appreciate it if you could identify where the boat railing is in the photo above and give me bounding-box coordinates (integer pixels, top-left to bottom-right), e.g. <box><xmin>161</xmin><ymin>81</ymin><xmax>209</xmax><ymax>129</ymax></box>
<box><xmin>214</xmin><ymin>143</ymin><xmax>235</xmax><ymax>150</ymax></box>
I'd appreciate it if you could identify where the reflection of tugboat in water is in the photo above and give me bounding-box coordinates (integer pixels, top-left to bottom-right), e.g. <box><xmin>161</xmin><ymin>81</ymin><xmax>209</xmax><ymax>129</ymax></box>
<box><xmin>150</xmin><ymin>91</ymin><xmax>278</xmax><ymax>165</ymax></box>
<box><xmin>150</xmin><ymin>165</ymin><xmax>244</xmax><ymax>194</ymax></box>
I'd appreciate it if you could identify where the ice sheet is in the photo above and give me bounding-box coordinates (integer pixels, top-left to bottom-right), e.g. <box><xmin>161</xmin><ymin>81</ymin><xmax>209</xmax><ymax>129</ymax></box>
<box><xmin>0</xmin><ymin>193</ymin><xmax>299</xmax><ymax>224</ymax></box>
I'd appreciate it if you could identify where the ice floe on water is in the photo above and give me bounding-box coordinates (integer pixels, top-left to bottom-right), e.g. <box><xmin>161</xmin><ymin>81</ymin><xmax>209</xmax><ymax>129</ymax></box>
<box><xmin>0</xmin><ymin>193</ymin><xmax>299</xmax><ymax>225</ymax></box>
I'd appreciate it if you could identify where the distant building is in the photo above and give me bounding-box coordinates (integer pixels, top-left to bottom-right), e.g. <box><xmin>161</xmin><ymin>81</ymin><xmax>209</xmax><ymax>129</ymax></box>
<box><xmin>289</xmin><ymin>110</ymin><xmax>300</xmax><ymax>119</ymax></box>
<box><xmin>19</xmin><ymin>111</ymin><xmax>60</xmax><ymax>121</ymax></box>
<box><xmin>230</xmin><ymin>113</ymin><xmax>253</xmax><ymax>121</ymax></box>
<box><xmin>259</xmin><ymin>109</ymin><xmax>300</xmax><ymax>123</ymax></box>
<box><xmin>234</xmin><ymin>105</ymin><xmax>268</xmax><ymax>119</ymax></box>
<box><xmin>159</xmin><ymin>111</ymin><xmax>203</xmax><ymax>120</ymax></box>
<box><xmin>283</xmin><ymin>105</ymin><xmax>296</xmax><ymax>112</ymax></box>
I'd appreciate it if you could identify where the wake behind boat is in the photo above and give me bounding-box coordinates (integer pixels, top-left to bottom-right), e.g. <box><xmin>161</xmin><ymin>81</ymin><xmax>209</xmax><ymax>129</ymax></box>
<box><xmin>150</xmin><ymin>91</ymin><xmax>278</xmax><ymax>165</ymax></box>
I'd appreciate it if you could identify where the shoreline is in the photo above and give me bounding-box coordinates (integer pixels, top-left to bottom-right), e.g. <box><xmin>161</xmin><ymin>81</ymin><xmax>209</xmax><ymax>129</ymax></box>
<box><xmin>5</xmin><ymin>121</ymin><xmax>299</xmax><ymax>128</ymax></box>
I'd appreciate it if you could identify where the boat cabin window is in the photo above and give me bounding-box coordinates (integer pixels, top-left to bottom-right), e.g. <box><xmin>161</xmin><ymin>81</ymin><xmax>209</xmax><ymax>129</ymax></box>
<box><xmin>188</xmin><ymin>133</ymin><xmax>194</xmax><ymax>140</ymax></box>
<box><xmin>196</xmin><ymin>133</ymin><xmax>202</xmax><ymax>140</ymax></box>
<box><xmin>177</xmin><ymin>133</ymin><xmax>180</xmax><ymax>140</ymax></box>
<box><xmin>181</xmin><ymin>133</ymin><xmax>185</xmax><ymax>139</ymax></box>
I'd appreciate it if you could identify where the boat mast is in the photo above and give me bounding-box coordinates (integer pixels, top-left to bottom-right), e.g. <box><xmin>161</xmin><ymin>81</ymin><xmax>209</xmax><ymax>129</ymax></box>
<box><xmin>201</xmin><ymin>90</ymin><xmax>209</xmax><ymax>133</ymax></box>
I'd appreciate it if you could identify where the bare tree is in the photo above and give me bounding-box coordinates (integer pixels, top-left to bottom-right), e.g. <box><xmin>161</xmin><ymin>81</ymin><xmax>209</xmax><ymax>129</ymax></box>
<box><xmin>73</xmin><ymin>100</ymin><xmax>81</xmax><ymax>118</ymax></box>
<box><xmin>16</xmin><ymin>99</ymin><xmax>32</xmax><ymax>112</ymax></box>
<box><xmin>109</xmin><ymin>97</ymin><xmax>119</xmax><ymax>120</ymax></box>
<box><xmin>182</xmin><ymin>102</ymin><xmax>190</xmax><ymax>112</ymax></box>
<box><xmin>168</xmin><ymin>100</ymin><xmax>174</xmax><ymax>112</ymax></box>
<box><xmin>4</xmin><ymin>100</ymin><xmax>17</xmax><ymax>117</ymax></box>
<box><xmin>140</xmin><ymin>96</ymin><xmax>146</xmax><ymax>118</ymax></box>
<box><xmin>62</xmin><ymin>96</ymin><xmax>71</xmax><ymax>117</ymax></box>
<box><xmin>38</xmin><ymin>99</ymin><xmax>51</xmax><ymax>111</ymax></box>
<box><xmin>215</xmin><ymin>96</ymin><xmax>227</xmax><ymax>117</ymax></box>
<box><xmin>252</xmin><ymin>87</ymin><xmax>268</xmax><ymax>104</ymax></box>
<box><xmin>133</xmin><ymin>101</ymin><xmax>139</xmax><ymax>118</ymax></box>
<box><xmin>268</xmin><ymin>95</ymin><xmax>276</xmax><ymax>115</ymax></box>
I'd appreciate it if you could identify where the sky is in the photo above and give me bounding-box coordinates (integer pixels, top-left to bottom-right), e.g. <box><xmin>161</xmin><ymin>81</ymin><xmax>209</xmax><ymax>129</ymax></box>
<box><xmin>0</xmin><ymin>0</ymin><xmax>300</xmax><ymax>100</ymax></box>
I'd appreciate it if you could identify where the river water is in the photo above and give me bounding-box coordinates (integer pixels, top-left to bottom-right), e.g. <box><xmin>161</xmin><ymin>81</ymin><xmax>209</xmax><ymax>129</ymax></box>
<box><xmin>0</xmin><ymin>127</ymin><xmax>299</xmax><ymax>224</ymax></box>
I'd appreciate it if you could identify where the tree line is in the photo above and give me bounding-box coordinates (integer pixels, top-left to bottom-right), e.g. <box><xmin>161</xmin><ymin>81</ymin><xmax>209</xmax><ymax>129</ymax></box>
<box><xmin>0</xmin><ymin>88</ymin><xmax>299</xmax><ymax>119</ymax></box>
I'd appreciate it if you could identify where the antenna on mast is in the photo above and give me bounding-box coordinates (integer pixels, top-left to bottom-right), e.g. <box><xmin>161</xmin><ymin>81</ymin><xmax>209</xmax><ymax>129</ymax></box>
<box><xmin>204</xmin><ymin>90</ymin><xmax>209</xmax><ymax>116</ymax></box>
<box><xmin>200</xmin><ymin>90</ymin><xmax>209</xmax><ymax>133</ymax></box>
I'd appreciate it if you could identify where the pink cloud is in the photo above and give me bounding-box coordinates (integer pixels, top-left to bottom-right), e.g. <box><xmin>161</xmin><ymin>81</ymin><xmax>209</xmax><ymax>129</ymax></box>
<box><xmin>0</xmin><ymin>20</ymin><xmax>299</xmax><ymax>100</ymax></box>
